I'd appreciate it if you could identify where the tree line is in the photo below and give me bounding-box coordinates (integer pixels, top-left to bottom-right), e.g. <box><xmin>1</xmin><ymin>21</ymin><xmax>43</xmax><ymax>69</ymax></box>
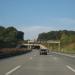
<box><xmin>0</xmin><ymin>26</ymin><xmax>24</xmax><ymax>48</ymax></box>
<box><xmin>37</xmin><ymin>30</ymin><xmax>75</xmax><ymax>46</ymax></box>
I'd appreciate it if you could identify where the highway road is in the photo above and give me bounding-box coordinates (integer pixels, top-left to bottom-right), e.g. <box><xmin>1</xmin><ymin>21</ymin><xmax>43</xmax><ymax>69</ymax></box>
<box><xmin>0</xmin><ymin>50</ymin><xmax>75</xmax><ymax>75</ymax></box>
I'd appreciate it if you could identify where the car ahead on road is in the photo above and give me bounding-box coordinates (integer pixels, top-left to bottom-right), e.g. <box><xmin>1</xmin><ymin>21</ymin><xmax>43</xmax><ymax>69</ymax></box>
<box><xmin>40</xmin><ymin>49</ymin><xmax>48</xmax><ymax>55</ymax></box>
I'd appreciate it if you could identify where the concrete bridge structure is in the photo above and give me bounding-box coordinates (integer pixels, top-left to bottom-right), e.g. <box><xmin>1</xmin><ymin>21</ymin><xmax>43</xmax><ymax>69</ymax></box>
<box><xmin>19</xmin><ymin>40</ymin><xmax>60</xmax><ymax>51</ymax></box>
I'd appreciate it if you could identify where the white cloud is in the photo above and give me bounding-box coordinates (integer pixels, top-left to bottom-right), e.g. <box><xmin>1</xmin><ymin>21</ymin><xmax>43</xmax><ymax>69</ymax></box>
<box><xmin>17</xmin><ymin>18</ymin><xmax>75</xmax><ymax>40</ymax></box>
<box><xmin>18</xmin><ymin>25</ymin><xmax>54</xmax><ymax>40</ymax></box>
<box><xmin>50</xmin><ymin>18</ymin><xmax>75</xmax><ymax>25</ymax></box>
<box><xmin>1</xmin><ymin>18</ymin><xmax>75</xmax><ymax>40</ymax></box>
<box><xmin>60</xmin><ymin>18</ymin><xmax>75</xmax><ymax>24</ymax></box>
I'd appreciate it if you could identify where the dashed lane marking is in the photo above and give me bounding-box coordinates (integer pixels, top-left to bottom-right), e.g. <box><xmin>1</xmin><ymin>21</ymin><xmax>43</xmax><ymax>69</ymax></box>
<box><xmin>5</xmin><ymin>65</ymin><xmax>21</xmax><ymax>75</ymax></box>
<box><xmin>66</xmin><ymin>65</ymin><xmax>75</xmax><ymax>73</ymax></box>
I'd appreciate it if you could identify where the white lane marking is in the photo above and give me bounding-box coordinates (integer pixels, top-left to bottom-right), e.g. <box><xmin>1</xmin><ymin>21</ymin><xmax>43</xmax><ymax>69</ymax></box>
<box><xmin>5</xmin><ymin>65</ymin><xmax>21</xmax><ymax>75</ymax></box>
<box><xmin>53</xmin><ymin>52</ymin><xmax>75</xmax><ymax>58</ymax></box>
<box><xmin>66</xmin><ymin>65</ymin><xmax>75</xmax><ymax>73</ymax></box>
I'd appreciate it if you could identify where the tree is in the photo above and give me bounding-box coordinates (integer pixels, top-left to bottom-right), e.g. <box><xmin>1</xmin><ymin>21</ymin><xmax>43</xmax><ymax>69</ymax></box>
<box><xmin>0</xmin><ymin>26</ymin><xmax>24</xmax><ymax>48</ymax></box>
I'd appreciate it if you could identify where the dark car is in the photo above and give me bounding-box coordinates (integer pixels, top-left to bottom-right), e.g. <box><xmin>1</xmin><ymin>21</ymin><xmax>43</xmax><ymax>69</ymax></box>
<box><xmin>40</xmin><ymin>49</ymin><xmax>48</xmax><ymax>55</ymax></box>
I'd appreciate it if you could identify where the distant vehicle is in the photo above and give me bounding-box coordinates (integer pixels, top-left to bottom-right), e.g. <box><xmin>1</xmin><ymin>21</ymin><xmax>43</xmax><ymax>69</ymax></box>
<box><xmin>40</xmin><ymin>49</ymin><xmax>48</xmax><ymax>55</ymax></box>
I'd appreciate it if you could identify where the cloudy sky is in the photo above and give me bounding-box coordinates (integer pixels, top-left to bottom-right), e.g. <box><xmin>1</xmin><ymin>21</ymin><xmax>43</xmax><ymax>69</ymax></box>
<box><xmin>0</xmin><ymin>0</ymin><xmax>75</xmax><ymax>40</ymax></box>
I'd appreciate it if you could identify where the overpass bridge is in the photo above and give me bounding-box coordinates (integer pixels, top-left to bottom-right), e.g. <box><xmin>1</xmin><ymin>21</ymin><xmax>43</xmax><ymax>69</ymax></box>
<box><xmin>19</xmin><ymin>40</ymin><xmax>60</xmax><ymax>51</ymax></box>
<box><xmin>38</xmin><ymin>40</ymin><xmax>61</xmax><ymax>51</ymax></box>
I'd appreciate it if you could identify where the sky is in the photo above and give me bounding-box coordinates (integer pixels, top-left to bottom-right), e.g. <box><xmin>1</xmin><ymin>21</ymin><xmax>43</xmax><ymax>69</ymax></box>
<box><xmin>0</xmin><ymin>0</ymin><xmax>75</xmax><ymax>40</ymax></box>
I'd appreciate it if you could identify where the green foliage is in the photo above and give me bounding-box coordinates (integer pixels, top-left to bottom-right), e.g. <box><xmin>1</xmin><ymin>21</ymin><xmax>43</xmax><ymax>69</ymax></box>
<box><xmin>38</xmin><ymin>30</ymin><xmax>75</xmax><ymax>41</ymax></box>
<box><xmin>17</xmin><ymin>31</ymin><xmax>24</xmax><ymax>40</ymax></box>
<box><xmin>0</xmin><ymin>26</ymin><xmax>24</xmax><ymax>48</ymax></box>
<box><xmin>38</xmin><ymin>30</ymin><xmax>75</xmax><ymax>49</ymax></box>
<box><xmin>4</xmin><ymin>27</ymin><xmax>17</xmax><ymax>42</ymax></box>
<box><xmin>0</xmin><ymin>26</ymin><xmax>5</xmax><ymax>41</ymax></box>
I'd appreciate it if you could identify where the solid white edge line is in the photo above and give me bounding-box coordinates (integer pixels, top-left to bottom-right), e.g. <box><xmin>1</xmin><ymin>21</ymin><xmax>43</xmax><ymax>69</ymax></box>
<box><xmin>5</xmin><ymin>65</ymin><xmax>21</xmax><ymax>75</ymax></box>
<box><xmin>66</xmin><ymin>65</ymin><xmax>75</xmax><ymax>73</ymax></box>
<box><xmin>54</xmin><ymin>52</ymin><xmax>75</xmax><ymax>58</ymax></box>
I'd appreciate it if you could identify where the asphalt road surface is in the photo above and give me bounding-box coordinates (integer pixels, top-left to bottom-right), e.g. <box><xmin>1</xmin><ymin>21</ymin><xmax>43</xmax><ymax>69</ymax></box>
<box><xmin>0</xmin><ymin>50</ymin><xmax>75</xmax><ymax>75</ymax></box>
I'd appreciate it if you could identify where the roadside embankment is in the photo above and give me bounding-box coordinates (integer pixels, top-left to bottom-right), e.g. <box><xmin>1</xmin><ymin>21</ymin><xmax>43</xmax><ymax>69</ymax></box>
<box><xmin>0</xmin><ymin>48</ymin><xmax>32</xmax><ymax>59</ymax></box>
